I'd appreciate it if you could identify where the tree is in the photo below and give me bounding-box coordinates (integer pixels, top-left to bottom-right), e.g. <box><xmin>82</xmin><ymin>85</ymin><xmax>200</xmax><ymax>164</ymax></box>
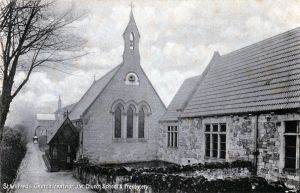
<box><xmin>0</xmin><ymin>0</ymin><xmax>81</xmax><ymax>190</ymax></box>
<box><xmin>0</xmin><ymin>0</ymin><xmax>80</xmax><ymax>140</ymax></box>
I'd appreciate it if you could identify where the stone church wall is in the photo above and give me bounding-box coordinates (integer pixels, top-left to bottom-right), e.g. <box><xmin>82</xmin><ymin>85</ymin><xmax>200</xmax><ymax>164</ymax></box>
<box><xmin>81</xmin><ymin>64</ymin><xmax>165</xmax><ymax>164</ymax></box>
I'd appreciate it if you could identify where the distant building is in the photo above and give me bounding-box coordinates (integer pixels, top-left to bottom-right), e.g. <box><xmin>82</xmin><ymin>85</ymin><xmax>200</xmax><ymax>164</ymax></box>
<box><xmin>34</xmin><ymin>96</ymin><xmax>63</xmax><ymax>149</ymax></box>
<box><xmin>46</xmin><ymin>10</ymin><xmax>166</xmax><ymax>169</ymax></box>
<box><xmin>159</xmin><ymin>28</ymin><xmax>300</xmax><ymax>188</ymax></box>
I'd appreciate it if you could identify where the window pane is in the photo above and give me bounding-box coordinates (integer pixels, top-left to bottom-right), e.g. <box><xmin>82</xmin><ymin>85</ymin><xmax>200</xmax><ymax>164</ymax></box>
<box><xmin>285</xmin><ymin>121</ymin><xmax>297</xmax><ymax>133</ymax></box>
<box><xmin>205</xmin><ymin>134</ymin><xmax>210</xmax><ymax>157</ymax></box>
<box><xmin>220</xmin><ymin>134</ymin><xmax>226</xmax><ymax>159</ymax></box>
<box><xmin>285</xmin><ymin>135</ymin><xmax>296</xmax><ymax>169</ymax></box>
<box><xmin>174</xmin><ymin>126</ymin><xmax>178</xmax><ymax>132</ymax></box>
<box><xmin>212</xmin><ymin>134</ymin><xmax>218</xmax><ymax>157</ymax></box>
<box><xmin>167</xmin><ymin>132</ymin><xmax>170</xmax><ymax>147</ymax></box>
<box><xmin>174</xmin><ymin>132</ymin><xmax>178</xmax><ymax>147</ymax></box>
<box><xmin>138</xmin><ymin>109</ymin><xmax>145</xmax><ymax>138</ymax></box>
<box><xmin>205</xmin><ymin>124</ymin><xmax>211</xmax><ymax>132</ymax></box>
<box><xmin>171</xmin><ymin>132</ymin><xmax>174</xmax><ymax>147</ymax></box>
<box><xmin>114</xmin><ymin>107</ymin><xmax>122</xmax><ymax>138</ymax></box>
<box><xmin>220</xmin><ymin>124</ymin><xmax>226</xmax><ymax>132</ymax></box>
<box><xmin>127</xmin><ymin>107</ymin><xmax>133</xmax><ymax>138</ymax></box>
<box><xmin>213</xmin><ymin>124</ymin><xmax>218</xmax><ymax>132</ymax></box>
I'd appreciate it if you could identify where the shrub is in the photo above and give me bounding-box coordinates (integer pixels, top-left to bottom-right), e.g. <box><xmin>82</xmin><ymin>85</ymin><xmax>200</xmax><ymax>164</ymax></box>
<box><xmin>1</xmin><ymin>127</ymin><xmax>27</xmax><ymax>187</ymax></box>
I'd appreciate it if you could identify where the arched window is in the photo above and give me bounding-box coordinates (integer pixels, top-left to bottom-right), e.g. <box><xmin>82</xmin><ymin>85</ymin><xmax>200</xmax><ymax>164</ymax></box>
<box><xmin>114</xmin><ymin>107</ymin><xmax>122</xmax><ymax>138</ymax></box>
<box><xmin>138</xmin><ymin>108</ymin><xmax>145</xmax><ymax>138</ymax></box>
<box><xmin>127</xmin><ymin>107</ymin><xmax>133</xmax><ymax>138</ymax></box>
<box><xmin>130</xmin><ymin>32</ymin><xmax>134</xmax><ymax>50</ymax></box>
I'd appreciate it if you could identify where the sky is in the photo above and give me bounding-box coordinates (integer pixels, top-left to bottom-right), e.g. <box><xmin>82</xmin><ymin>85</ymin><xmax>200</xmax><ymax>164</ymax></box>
<box><xmin>6</xmin><ymin>0</ymin><xmax>300</xmax><ymax>126</ymax></box>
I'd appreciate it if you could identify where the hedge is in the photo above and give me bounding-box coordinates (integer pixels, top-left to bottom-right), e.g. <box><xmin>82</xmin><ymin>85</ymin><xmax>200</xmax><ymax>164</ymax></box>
<box><xmin>1</xmin><ymin>127</ymin><xmax>27</xmax><ymax>187</ymax></box>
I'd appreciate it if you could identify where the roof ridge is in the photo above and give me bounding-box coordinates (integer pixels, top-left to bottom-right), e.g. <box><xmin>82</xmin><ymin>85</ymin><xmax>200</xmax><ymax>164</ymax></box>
<box><xmin>181</xmin><ymin>27</ymin><xmax>300</xmax><ymax>118</ymax></box>
<box><xmin>81</xmin><ymin>63</ymin><xmax>124</xmax><ymax>116</ymax></box>
<box><xmin>69</xmin><ymin>63</ymin><xmax>122</xmax><ymax>119</ymax></box>
<box><xmin>139</xmin><ymin>64</ymin><xmax>166</xmax><ymax>110</ymax></box>
<box><xmin>160</xmin><ymin>75</ymin><xmax>201</xmax><ymax>122</ymax></box>
<box><xmin>222</xmin><ymin>27</ymin><xmax>300</xmax><ymax>58</ymax></box>
<box><xmin>179</xmin><ymin>51</ymin><xmax>221</xmax><ymax>112</ymax></box>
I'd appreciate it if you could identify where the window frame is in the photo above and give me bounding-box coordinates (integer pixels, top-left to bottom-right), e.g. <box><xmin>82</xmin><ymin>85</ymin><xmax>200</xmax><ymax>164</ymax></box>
<box><xmin>167</xmin><ymin>125</ymin><xmax>178</xmax><ymax>148</ymax></box>
<box><xmin>114</xmin><ymin>106</ymin><xmax>122</xmax><ymax>138</ymax></box>
<box><xmin>284</xmin><ymin>121</ymin><xmax>300</xmax><ymax>171</ymax></box>
<box><xmin>204</xmin><ymin>123</ymin><xmax>227</xmax><ymax>160</ymax></box>
<box><xmin>126</xmin><ymin>106</ymin><xmax>134</xmax><ymax>138</ymax></box>
<box><xmin>138</xmin><ymin>108</ymin><xmax>145</xmax><ymax>138</ymax></box>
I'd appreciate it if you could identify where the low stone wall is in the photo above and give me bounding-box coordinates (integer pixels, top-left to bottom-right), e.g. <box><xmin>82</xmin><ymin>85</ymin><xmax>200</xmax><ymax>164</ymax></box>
<box><xmin>73</xmin><ymin>160</ymin><xmax>290</xmax><ymax>193</ymax></box>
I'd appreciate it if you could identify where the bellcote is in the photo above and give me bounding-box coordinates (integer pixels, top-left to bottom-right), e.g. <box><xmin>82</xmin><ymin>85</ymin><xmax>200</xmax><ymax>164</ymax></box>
<box><xmin>123</xmin><ymin>9</ymin><xmax>140</xmax><ymax>65</ymax></box>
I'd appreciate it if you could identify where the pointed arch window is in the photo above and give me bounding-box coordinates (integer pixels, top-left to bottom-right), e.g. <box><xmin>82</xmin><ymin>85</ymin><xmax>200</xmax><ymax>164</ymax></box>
<box><xmin>114</xmin><ymin>107</ymin><xmax>122</xmax><ymax>138</ymax></box>
<box><xmin>127</xmin><ymin>107</ymin><xmax>134</xmax><ymax>138</ymax></box>
<box><xmin>130</xmin><ymin>32</ymin><xmax>134</xmax><ymax>50</ymax></box>
<box><xmin>138</xmin><ymin>108</ymin><xmax>145</xmax><ymax>138</ymax></box>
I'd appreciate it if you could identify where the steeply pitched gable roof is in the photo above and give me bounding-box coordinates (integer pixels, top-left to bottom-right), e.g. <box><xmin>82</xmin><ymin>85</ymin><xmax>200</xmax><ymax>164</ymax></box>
<box><xmin>69</xmin><ymin>64</ymin><xmax>121</xmax><ymax>120</ymax></box>
<box><xmin>182</xmin><ymin>27</ymin><xmax>300</xmax><ymax>118</ymax></box>
<box><xmin>47</xmin><ymin>117</ymin><xmax>78</xmax><ymax>144</ymax></box>
<box><xmin>160</xmin><ymin>75</ymin><xmax>201</xmax><ymax>122</ymax></box>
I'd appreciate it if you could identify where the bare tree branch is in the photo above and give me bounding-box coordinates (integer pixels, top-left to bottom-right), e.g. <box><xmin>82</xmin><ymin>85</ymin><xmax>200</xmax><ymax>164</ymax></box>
<box><xmin>0</xmin><ymin>0</ymin><xmax>84</xmax><ymax>154</ymax></box>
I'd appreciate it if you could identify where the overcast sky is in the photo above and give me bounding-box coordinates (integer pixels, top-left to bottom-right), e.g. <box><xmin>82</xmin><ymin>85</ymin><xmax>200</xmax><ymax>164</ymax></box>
<box><xmin>6</xmin><ymin>0</ymin><xmax>300</xmax><ymax>125</ymax></box>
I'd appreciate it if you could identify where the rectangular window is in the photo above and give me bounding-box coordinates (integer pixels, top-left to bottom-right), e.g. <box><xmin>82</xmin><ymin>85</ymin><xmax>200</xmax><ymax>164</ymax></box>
<box><xmin>284</xmin><ymin>121</ymin><xmax>300</xmax><ymax>170</ymax></box>
<box><xmin>167</xmin><ymin>126</ymin><xmax>178</xmax><ymax>148</ymax></box>
<box><xmin>205</xmin><ymin>123</ymin><xmax>226</xmax><ymax>159</ymax></box>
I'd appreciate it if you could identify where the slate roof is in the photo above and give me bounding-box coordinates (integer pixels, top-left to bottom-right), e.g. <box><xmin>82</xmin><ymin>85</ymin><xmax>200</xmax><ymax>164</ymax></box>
<box><xmin>182</xmin><ymin>27</ymin><xmax>300</xmax><ymax>118</ymax></box>
<box><xmin>69</xmin><ymin>64</ymin><xmax>121</xmax><ymax>120</ymax></box>
<box><xmin>47</xmin><ymin>117</ymin><xmax>78</xmax><ymax>144</ymax></box>
<box><xmin>160</xmin><ymin>75</ymin><xmax>201</xmax><ymax>122</ymax></box>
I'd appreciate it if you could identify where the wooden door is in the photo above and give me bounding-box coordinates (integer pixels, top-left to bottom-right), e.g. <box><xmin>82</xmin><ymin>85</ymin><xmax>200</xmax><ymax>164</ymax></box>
<box><xmin>59</xmin><ymin>144</ymin><xmax>68</xmax><ymax>169</ymax></box>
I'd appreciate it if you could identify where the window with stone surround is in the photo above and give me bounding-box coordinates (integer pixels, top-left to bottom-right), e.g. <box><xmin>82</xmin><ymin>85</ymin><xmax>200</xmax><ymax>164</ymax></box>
<box><xmin>167</xmin><ymin>126</ymin><xmax>178</xmax><ymax>148</ymax></box>
<box><xmin>138</xmin><ymin>108</ymin><xmax>145</xmax><ymax>138</ymax></box>
<box><xmin>114</xmin><ymin>107</ymin><xmax>122</xmax><ymax>138</ymax></box>
<box><xmin>205</xmin><ymin>123</ymin><xmax>226</xmax><ymax>159</ymax></box>
<box><xmin>284</xmin><ymin>121</ymin><xmax>300</xmax><ymax>170</ymax></box>
<box><xmin>127</xmin><ymin>107</ymin><xmax>134</xmax><ymax>138</ymax></box>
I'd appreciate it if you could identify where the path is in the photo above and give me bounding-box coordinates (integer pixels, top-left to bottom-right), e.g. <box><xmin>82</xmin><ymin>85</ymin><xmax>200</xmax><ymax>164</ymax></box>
<box><xmin>10</xmin><ymin>143</ymin><xmax>93</xmax><ymax>193</ymax></box>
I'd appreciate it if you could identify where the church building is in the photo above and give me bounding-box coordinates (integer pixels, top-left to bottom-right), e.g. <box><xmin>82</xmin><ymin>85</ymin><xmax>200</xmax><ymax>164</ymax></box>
<box><xmin>46</xmin><ymin>9</ymin><xmax>166</xmax><ymax>168</ymax></box>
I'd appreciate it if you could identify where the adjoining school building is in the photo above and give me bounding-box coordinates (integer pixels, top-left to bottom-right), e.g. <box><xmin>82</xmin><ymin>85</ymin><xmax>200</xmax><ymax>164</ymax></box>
<box><xmin>159</xmin><ymin>28</ymin><xmax>300</xmax><ymax>187</ymax></box>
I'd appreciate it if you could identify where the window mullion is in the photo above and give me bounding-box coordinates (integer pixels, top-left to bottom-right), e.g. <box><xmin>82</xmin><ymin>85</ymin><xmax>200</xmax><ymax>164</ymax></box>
<box><xmin>297</xmin><ymin>135</ymin><xmax>300</xmax><ymax>169</ymax></box>
<box><xmin>210</xmin><ymin>131</ymin><xmax>212</xmax><ymax>158</ymax></box>
<box><xmin>218</xmin><ymin>133</ymin><xmax>220</xmax><ymax>159</ymax></box>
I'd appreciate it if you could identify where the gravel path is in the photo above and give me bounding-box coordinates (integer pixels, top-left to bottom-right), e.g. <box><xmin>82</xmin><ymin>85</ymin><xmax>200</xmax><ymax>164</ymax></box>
<box><xmin>10</xmin><ymin>143</ymin><xmax>93</xmax><ymax>193</ymax></box>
